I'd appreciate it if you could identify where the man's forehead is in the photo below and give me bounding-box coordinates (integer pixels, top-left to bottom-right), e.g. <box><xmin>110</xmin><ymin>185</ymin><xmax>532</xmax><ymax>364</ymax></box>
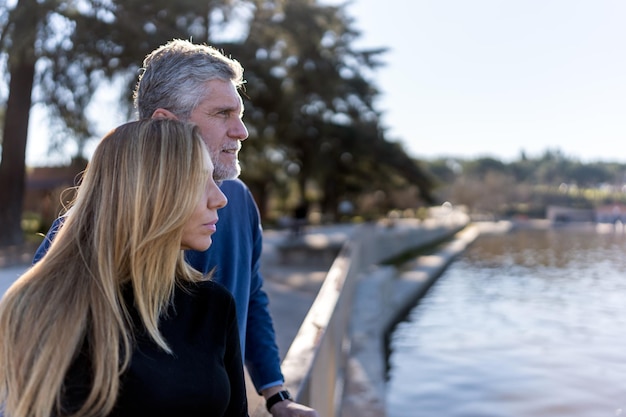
<box><xmin>198</xmin><ymin>82</ymin><xmax>244</xmax><ymax>109</ymax></box>
<box><xmin>203</xmin><ymin>79</ymin><xmax>239</xmax><ymax>96</ymax></box>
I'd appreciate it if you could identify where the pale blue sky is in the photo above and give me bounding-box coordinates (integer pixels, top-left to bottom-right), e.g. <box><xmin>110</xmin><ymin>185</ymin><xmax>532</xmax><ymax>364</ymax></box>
<box><xmin>26</xmin><ymin>0</ymin><xmax>626</xmax><ymax>165</ymax></box>
<box><xmin>337</xmin><ymin>0</ymin><xmax>626</xmax><ymax>162</ymax></box>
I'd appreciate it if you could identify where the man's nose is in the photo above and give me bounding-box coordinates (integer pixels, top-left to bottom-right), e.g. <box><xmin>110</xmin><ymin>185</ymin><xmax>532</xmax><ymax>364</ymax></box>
<box><xmin>231</xmin><ymin>119</ymin><xmax>248</xmax><ymax>140</ymax></box>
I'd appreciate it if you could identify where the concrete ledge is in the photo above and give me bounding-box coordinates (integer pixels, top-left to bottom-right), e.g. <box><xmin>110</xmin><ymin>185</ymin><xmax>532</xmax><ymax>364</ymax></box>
<box><xmin>342</xmin><ymin>225</ymin><xmax>480</xmax><ymax>417</ymax></box>
<box><xmin>385</xmin><ymin>224</ymin><xmax>480</xmax><ymax>330</ymax></box>
<box><xmin>252</xmin><ymin>211</ymin><xmax>471</xmax><ymax>417</ymax></box>
<box><xmin>341</xmin><ymin>266</ymin><xmax>395</xmax><ymax>417</ymax></box>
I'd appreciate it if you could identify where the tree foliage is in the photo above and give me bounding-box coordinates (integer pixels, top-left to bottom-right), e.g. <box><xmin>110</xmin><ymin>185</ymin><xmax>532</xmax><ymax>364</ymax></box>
<box><xmin>429</xmin><ymin>151</ymin><xmax>626</xmax><ymax>219</ymax></box>
<box><xmin>0</xmin><ymin>0</ymin><xmax>437</xmax><ymax>245</ymax></box>
<box><xmin>0</xmin><ymin>0</ymin><xmax>254</xmax><ymax>246</ymax></box>
<box><xmin>227</xmin><ymin>0</ymin><xmax>435</xmax><ymax>219</ymax></box>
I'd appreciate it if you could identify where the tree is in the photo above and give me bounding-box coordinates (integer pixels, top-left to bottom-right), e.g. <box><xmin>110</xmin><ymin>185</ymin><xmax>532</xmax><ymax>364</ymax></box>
<box><xmin>1</xmin><ymin>0</ymin><xmax>436</xmax><ymax>243</ymax></box>
<box><xmin>229</xmin><ymin>0</ymin><xmax>435</xmax><ymax>218</ymax></box>
<box><xmin>0</xmin><ymin>0</ymin><xmax>254</xmax><ymax>246</ymax></box>
<box><xmin>0</xmin><ymin>0</ymin><xmax>39</xmax><ymax>246</ymax></box>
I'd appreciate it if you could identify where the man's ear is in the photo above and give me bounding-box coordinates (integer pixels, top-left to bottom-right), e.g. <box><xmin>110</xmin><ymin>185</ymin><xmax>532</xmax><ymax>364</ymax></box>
<box><xmin>151</xmin><ymin>108</ymin><xmax>178</xmax><ymax>120</ymax></box>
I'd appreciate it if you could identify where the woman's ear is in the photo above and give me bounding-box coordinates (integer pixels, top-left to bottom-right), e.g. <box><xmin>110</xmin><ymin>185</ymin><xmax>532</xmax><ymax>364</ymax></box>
<box><xmin>152</xmin><ymin>108</ymin><xmax>178</xmax><ymax>120</ymax></box>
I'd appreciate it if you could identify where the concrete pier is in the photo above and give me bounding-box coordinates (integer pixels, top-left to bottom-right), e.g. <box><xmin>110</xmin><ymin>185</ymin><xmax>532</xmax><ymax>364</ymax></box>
<box><xmin>259</xmin><ymin>210</ymin><xmax>472</xmax><ymax>417</ymax></box>
<box><xmin>341</xmin><ymin>225</ymin><xmax>480</xmax><ymax>416</ymax></box>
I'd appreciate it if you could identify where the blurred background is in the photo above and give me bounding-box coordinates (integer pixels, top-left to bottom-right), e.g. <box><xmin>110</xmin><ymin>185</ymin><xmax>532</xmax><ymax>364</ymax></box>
<box><xmin>1</xmin><ymin>0</ymin><xmax>625</xmax><ymax>247</ymax></box>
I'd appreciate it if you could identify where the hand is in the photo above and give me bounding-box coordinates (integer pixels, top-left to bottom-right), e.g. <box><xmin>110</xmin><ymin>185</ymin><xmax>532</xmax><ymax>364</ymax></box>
<box><xmin>269</xmin><ymin>400</ymin><xmax>319</xmax><ymax>417</ymax></box>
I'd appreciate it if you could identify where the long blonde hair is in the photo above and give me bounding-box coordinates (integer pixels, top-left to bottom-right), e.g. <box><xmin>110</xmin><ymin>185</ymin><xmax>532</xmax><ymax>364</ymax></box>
<box><xmin>0</xmin><ymin>119</ymin><xmax>210</xmax><ymax>417</ymax></box>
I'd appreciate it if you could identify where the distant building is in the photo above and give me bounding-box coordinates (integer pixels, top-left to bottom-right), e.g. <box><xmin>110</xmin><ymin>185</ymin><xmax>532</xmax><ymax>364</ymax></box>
<box><xmin>546</xmin><ymin>205</ymin><xmax>595</xmax><ymax>223</ymax></box>
<box><xmin>24</xmin><ymin>161</ymin><xmax>86</xmax><ymax>227</ymax></box>
<box><xmin>546</xmin><ymin>204</ymin><xmax>626</xmax><ymax>225</ymax></box>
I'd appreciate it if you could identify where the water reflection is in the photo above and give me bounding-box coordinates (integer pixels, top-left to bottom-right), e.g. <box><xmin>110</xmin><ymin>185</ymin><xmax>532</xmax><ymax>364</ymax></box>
<box><xmin>386</xmin><ymin>227</ymin><xmax>626</xmax><ymax>417</ymax></box>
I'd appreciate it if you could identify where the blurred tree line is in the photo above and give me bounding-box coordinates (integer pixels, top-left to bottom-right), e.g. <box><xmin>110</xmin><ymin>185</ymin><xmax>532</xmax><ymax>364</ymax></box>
<box><xmin>428</xmin><ymin>149</ymin><xmax>626</xmax><ymax>220</ymax></box>
<box><xmin>0</xmin><ymin>0</ymin><xmax>436</xmax><ymax>246</ymax></box>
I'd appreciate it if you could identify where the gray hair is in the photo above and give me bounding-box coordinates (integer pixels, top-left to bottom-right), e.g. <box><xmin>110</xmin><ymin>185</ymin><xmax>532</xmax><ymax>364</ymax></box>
<box><xmin>133</xmin><ymin>39</ymin><xmax>245</xmax><ymax>120</ymax></box>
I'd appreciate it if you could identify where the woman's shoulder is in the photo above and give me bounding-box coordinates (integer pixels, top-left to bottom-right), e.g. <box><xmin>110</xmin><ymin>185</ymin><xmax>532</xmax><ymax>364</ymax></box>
<box><xmin>194</xmin><ymin>279</ymin><xmax>232</xmax><ymax>294</ymax></box>
<box><xmin>178</xmin><ymin>280</ymin><xmax>235</xmax><ymax>305</ymax></box>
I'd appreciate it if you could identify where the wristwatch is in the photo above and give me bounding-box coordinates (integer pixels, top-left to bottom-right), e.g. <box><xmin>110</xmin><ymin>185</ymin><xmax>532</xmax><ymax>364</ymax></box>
<box><xmin>266</xmin><ymin>390</ymin><xmax>293</xmax><ymax>412</ymax></box>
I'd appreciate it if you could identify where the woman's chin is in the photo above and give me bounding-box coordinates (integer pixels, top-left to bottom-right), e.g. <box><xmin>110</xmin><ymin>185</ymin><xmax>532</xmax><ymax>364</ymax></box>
<box><xmin>196</xmin><ymin>239</ymin><xmax>212</xmax><ymax>252</ymax></box>
<box><xmin>181</xmin><ymin>238</ymin><xmax>212</xmax><ymax>252</ymax></box>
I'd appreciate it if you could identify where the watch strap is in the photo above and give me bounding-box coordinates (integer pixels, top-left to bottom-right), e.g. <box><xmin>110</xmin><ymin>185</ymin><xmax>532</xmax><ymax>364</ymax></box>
<box><xmin>266</xmin><ymin>390</ymin><xmax>293</xmax><ymax>412</ymax></box>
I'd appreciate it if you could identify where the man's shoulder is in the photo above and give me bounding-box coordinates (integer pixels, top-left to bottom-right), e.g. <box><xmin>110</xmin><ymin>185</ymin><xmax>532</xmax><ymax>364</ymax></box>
<box><xmin>217</xmin><ymin>179</ymin><xmax>261</xmax><ymax>229</ymax></box>
<box><xmin>220</xmin><ymin>178</ymin><xmax>249</xmax><ymax>194</ymax></box>
<box><xmin>220</xmin><ymin>179</ymin><xmax>254</xmax><ymax>204</ymax></box>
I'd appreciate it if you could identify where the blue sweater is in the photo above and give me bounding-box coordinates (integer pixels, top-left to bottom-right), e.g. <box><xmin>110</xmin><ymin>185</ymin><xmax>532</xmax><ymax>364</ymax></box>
<box><xmin>33</xmin><ymin>179</ymin><xmax>283</xmax><ymax>393</ymax></box>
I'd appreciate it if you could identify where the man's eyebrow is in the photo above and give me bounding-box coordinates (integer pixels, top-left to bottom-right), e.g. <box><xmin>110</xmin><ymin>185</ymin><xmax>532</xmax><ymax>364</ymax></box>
<box><xmin>211</xmin><ymin>103</ymin><xmax>244</xmax><ymax>114</ymax></box>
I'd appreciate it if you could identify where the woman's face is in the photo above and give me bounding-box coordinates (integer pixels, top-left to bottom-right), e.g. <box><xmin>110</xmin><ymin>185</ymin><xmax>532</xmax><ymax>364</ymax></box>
<box><xmin>180</xmin><ymin>150</ymin><xmax>228</xmax><ymax>251</ymax></box>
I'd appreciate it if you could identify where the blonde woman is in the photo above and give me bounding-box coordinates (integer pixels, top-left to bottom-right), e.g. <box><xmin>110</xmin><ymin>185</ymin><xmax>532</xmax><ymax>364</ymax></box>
<box><xmin>0</xmin><ymin>119</ymin><xmax>247</xmax><ymax>416</ymax></box>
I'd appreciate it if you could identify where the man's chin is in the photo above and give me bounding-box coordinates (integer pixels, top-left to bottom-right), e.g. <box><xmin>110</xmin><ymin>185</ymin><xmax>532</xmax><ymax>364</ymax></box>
<box><xmin>213</xmin><ymin>164</ymin><xmax>241</xmax><ymax>182</ymax></box>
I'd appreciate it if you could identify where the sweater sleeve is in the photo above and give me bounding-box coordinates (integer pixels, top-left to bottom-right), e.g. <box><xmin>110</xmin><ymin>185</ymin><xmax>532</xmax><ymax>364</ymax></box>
<box><xmin>32</xmin><ymin>216</ymin><xmax>65</xmax><ymax>264</ymax></box>
<box><xmin>240</xmin><ymin>185</ymin><xmax>285</xmax><ymax>393</ymax></box>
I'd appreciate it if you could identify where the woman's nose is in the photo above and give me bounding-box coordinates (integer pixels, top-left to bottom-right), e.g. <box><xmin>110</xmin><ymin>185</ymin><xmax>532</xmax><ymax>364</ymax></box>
<box><xmin>210</xmin><ymin>188</ymin><xmax>228</xmax><ymax>209</ymax></box>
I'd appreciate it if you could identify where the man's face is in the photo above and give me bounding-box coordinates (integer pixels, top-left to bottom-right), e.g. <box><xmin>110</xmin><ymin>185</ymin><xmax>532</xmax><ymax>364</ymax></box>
<box><xmin>188</xmin><ymin>79</ymin><xmax>248</xmax><ymax>181</ymax></box>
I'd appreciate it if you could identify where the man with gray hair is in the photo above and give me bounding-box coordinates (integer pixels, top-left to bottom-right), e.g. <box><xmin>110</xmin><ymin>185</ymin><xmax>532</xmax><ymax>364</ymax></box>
<box><xmin>34</xmin><ymin>39</ymin><xmax>318</xmax><ymax>417</ymax></box>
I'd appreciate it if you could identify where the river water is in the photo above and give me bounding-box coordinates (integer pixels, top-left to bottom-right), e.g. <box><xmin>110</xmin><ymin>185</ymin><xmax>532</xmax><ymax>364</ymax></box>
<box><xmin>386</xmin><ymin>225</ymin><xmax>626</xmax><ymax>417</ymax></box>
